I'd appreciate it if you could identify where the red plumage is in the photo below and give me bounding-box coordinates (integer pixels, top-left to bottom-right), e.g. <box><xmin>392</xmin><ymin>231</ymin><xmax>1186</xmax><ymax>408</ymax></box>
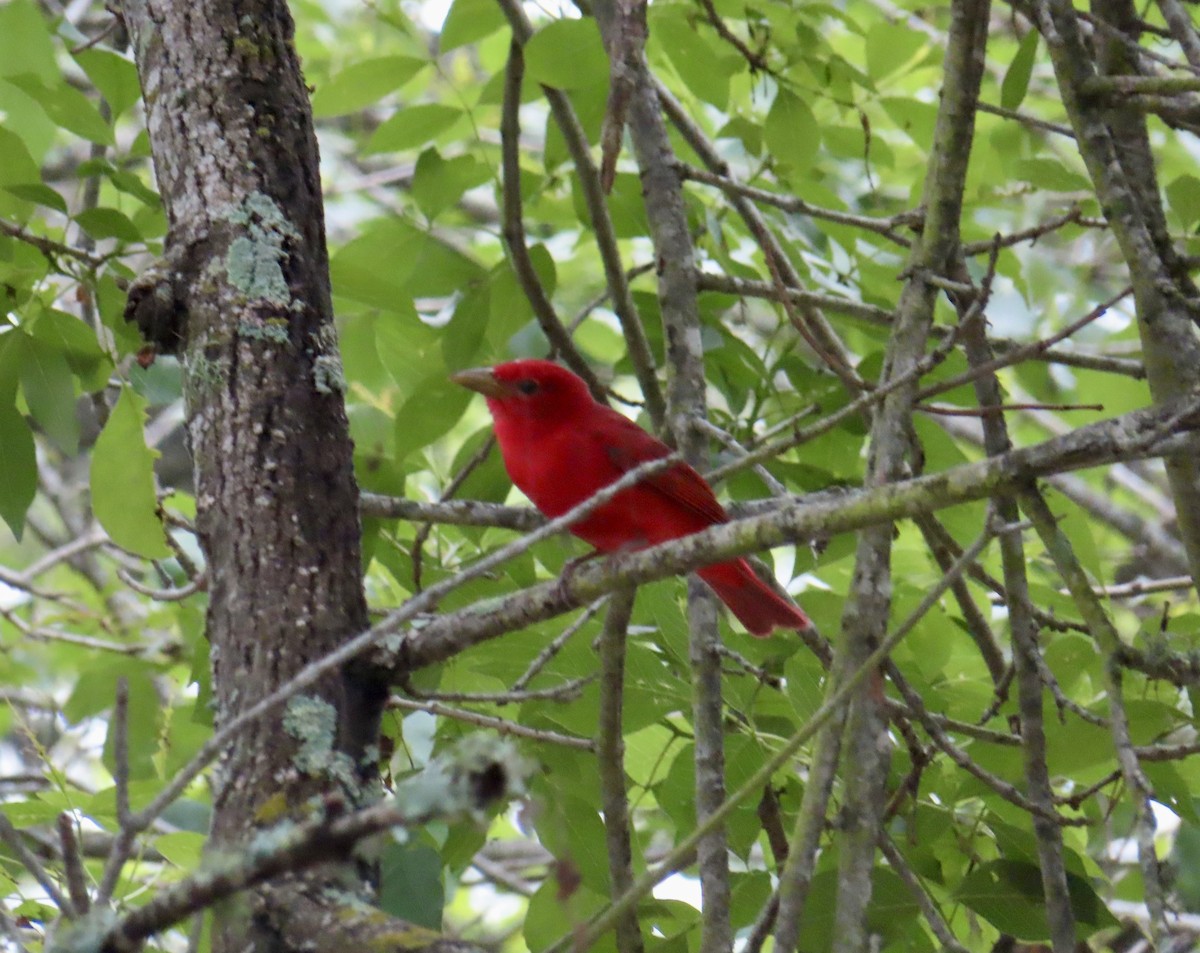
<box><xmin>452</xmin><ymin>359</ymin><xmax>810</xmax><ymax>637</ymax></box>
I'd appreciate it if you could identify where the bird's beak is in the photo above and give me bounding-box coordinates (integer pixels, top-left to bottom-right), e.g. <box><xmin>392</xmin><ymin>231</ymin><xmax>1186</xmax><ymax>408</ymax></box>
<box><xmin>450</xmin><ymin>367</ymin><xmax>512</xmax><ymax>399</ymax></box>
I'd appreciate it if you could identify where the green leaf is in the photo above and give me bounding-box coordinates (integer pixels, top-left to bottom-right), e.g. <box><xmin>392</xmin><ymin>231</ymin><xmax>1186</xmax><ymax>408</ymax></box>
<box><xmin>311</xmin><ymin>56</ymin><xmax>427</xmax><ymax>118</ymax></box>
<box><xmin>572</xmin><ymin>171</ymin><xmax>649</xmax><ymax>238</ymax></box>
<box><xmin>1001</xmin><ymin>30</ymin><xmax>1039</xmax><ymax>110</ymax></box>
<box><xmin>68</xmin><ymin>667</ymin><xmax>163</xmax><ymax>780</ymax></box>
<box><xmin>393</xmin><ymin>375</ymin><xmax>472</xmax><ymax>460</ymax></box>
<box><xmin>764</xmin><ymin>89</ymin><xmax>819</xmax><ymax>173</ymax></box>
<box><xmin>0</xmin><ymin>0</ymin><xmax>57</xmax><ymax>83</ymax></box>
<box><xmin>955</xmin><ymin>859</ymin><xmax>1117</xmax><ymax>938</ymax></box>
<box><xmin>1012</xmin><ymin>157</ymin><xmax>1091</xmax><ymax>193</ymax></box>
<box><xmin>797</xmin><ymin>868</ymin><xmax>931</xmax><ymax>953</ymax></box>
<box><xmin>90</xmin><ymin>386</ymin><xmax>171</xmax><ymax>558</ymax></box>
<box><xmin>75</xmin><ymin>206</ymin><xmax>143</xmax><ymax>243</ymax></box>
<box><xmin>716</xmin><ymin>115</ymin><xmax>763</xmax><ymax>155</ymax></box>
<box><xmin>524</xmin><ymin>19</ymin><xmax>608</xmax><ymax>91</ymax></box>
<box><xmin>622</xmin><ymin>723</ymin><xmax>679</xmax><ymax>789</ymax></box>
<box><xmin>0</xmin><ymin>125</ymin><xmax>42</xmax><ymax>189</ymax></box>
<box><xmin>1144</xmin><ymin>763</ymin><xmax>1199</xmax><ymax>825</ymax></box>
<box><xmin>154</xmin><ymin>831</ymin><xmax>207</xmax><ymax>869</ymax></box>
<box><xmin>441</xmin><ymin>280</ymin><xmax>490</xmax><ymax>370</ymax></box>
<box><xmin>574</xmin><ymin>315</ymin><xmax>625</xmax><ymax>364</ymax></box>
<box><xmin>529</xmin><ymin>790</ymin><xmax>611</xmax><ymax>893</ymax></box>
<box><xmin>0</xmin><ymin>399</ymin><xmax>36</xmax><ymax>539</ymax></box>
<box><xmin>651</xmin><ymin>9</ymin><xmax>731</xmax><ymax>109</ymax></box>
<box><xmin>880</xmin><ymin>96</ymin><xmax>938</xmax><ymax>148</ymax></box>
<box><xmin>6</xmin><ymin>75</ymin><xmax>114</xmax><ymax>145</ymax></box>
<box><xmin>20</xmin><ymin>337</ymin><xmax>79</xmax><ymax>454</ymax></box>
<box><xmin>29</xmin><ymin>307</ymin><xmax>110</xmax><ymax>389</ymax></box>
<box><xmin>2</xmin><ymin>799</ymin><xmax>66</xmax><ymax>827</ymax></box>
<box><xmin>378</xmin><ymin>843</ymin><xmax>444</xmax><ymax>928</ymax></box>
<box><xmin>364</xmin><ymin>103</ymin><xmax>463</xmax><ymax>154</ymax></box>
<box><xmin>107</xmin><ymin>167</ymin><xmax>161</xmax><ymax>207</ymax></box>
<box><xmin>865</xmin><ymin>21</ymin><xmax>929</xmax><ymax>80</ymax></box>
<box><xmin>411</xmin><ymin>148</ymin><xmax>492</xmax><ymax>221</ymax></box>
<box><xmin>1167</xmin><ymin>173</ymin><xmax>1200</xmax><ymax>232</ymax></box>
<box><xmin>525</xmin><ymin>880</ymin><xmax>615</xmax><ymax>953</ymax></box>
<box><xmin>73</xmin><ymin>48</ymin><xmax>142</xmax><ymax>118</ymax></box>
<box><xmin>373</xmin><ymin>307</ymin><xmax>441</xmax><ymax>397</ymax></box>
<box><xmin>439</xmin><ymin>0</ymin><xmax>508</xmax><ymax>53</ymax></box>
<box><xmin>1042</xmin><ymin>487</ymin><xmax>1101</xmax><ymax>581</ymax></box>
<box><xmin>1173</xmin><ymin>821</ymin><xmax>1200</xmax><ymax>909</ymax></box>
<box><xmin>332</xmin><ymin>218</ymin><xmax>484</xmax><ymax>309</ymax></box>
<box><xmin>3</xmin><ymin>183</ymin><xmax>66</xmax><ymax>214</ymax></box>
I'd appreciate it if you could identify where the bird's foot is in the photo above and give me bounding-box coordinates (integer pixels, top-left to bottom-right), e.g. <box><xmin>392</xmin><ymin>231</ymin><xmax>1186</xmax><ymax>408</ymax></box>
<box><xmin>554</xmin><ymin>550</ymin><xmax>605</xmax><ymax>602</ymax></box>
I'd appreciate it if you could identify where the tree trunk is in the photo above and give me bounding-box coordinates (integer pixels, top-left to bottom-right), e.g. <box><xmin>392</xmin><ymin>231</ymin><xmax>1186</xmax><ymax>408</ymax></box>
<box><xmin>120</xmin><ymin>0</ymin><xmax>410</xmax><ymax>947</ymax></box>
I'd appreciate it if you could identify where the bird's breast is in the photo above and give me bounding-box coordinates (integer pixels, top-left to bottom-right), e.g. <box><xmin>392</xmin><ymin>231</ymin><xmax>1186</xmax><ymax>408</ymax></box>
<box><xmin>494</xmin><ymin>419</ymin><xmax>640</xmax><ymax>549</ymax></box>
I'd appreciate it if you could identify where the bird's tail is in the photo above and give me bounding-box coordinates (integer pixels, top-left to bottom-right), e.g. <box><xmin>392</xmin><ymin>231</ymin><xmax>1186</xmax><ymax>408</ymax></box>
<box><xmin>697</xmin><ymin>558</ymin><xmax>811</xmax><ymax>637</ymax></box>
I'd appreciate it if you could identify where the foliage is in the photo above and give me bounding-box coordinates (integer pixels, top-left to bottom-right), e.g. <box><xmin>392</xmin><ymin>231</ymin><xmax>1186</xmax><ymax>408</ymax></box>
<box><xmin>0</xmin><ymin>0</ymin><xmax>1198</xmax><ymax>950</ymax></box>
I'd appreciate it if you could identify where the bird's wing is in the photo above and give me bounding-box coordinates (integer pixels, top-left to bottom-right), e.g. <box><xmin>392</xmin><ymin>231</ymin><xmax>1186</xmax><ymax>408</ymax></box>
<box><xmin>595</xmin><ymin>408</ymin><xmax>730</xmax><ymax>526</ymax></box>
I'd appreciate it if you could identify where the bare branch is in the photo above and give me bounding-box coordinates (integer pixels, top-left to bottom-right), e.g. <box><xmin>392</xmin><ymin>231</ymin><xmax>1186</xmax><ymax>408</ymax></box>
<box><xmin>564</xmin><ymin>516</ymin><xmax>1013</xmax><ymax>953</ymax></box>
<box><xmin>99</xmin><ymin>741</ymin><xmax>532</xmax><ymax>952</ymax></box>
<box><xmin>492</xmin><ymin>0</ymin><xmax>666</xmax><ymax>429</ymax></box>
<box><xmin>961</xmin><ymin>284</ymin><xmax>1079</xmax><ymax>953</ymax></box>
<box><xmin>96</xmin><ymin>678</ymin><xmax>133</xmax><ymax>905</ymax></box>
<box><xmin>0</xmin><ymin>814</ymin><xmax>74</xmax><ymax>916</ymax></box>
<box><xmin>595</xmin><ymin>589</ymin><xmax>645</xmax><ymax>953</ymax></box>
<box><xmin>389</xmin><ymin>696</ymin><xmax>594</xmax><ymax>750</ymax></box>
<box><xmin>499</xmin><ymin>42</ymin><xmax>607</xmax><ymax>399</ymax></box>
<box><xmin>1021</xmin><ymin>490</ymin><xmax>1169</xmax><ymax>942</ymax></box>
<box><xmin>57</xmin><ymin>813</ymin><xmax>90</xmax><ymax>916</ymax></box>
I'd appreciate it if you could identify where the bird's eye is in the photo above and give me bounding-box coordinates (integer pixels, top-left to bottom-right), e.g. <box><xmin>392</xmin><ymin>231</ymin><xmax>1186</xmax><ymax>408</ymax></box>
<box><xmin>516</xmin><ymin>379</ymin><xmax>540</xmax><ymax>395</ymax></box>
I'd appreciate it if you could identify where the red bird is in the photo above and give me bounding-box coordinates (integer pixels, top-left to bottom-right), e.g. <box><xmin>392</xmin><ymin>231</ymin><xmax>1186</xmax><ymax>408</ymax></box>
<box><xmin>451</xmin><ymin>359</ymin><xmax>810</xmax><ymax>636</ymax></box>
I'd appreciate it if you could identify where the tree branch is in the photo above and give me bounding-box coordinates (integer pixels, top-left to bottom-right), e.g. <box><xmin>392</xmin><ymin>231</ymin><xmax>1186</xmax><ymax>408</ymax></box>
<box><xmin>595</xmin><ymin>588</ymin><xmax>644</xmax><ymax>953</ymax></box>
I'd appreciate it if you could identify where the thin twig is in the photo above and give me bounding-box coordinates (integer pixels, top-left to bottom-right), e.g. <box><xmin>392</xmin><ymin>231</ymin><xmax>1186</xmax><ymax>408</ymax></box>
<box><xmin>499</xmin><ymin>43</ymin><xmax>606</xmax><ymax>398</ymax></box>
<box><xmin>656</xmin><ymin>79</ymin><xmax>864</xmax><ymax>394</ymax></box>
<box><xmin>0</xmin><ymin>814</ymin><xmax>74</xmax><ymax>916</ymax></box>
<box><xmin>0</xmin><ymin>219</ymin><xmax>110</xmax><ymax>270</ymax></box>
<box><xmin>695</xmin><ymin>0</ymin><xmax>768</xmax><ymax>71</ymax></box>
<box><xmin>1155</xmin><ymin>0</ymin><xmax>1200</xmax><ymax>72</ymax></box>
<box><xmin>879</xmin><ymin>836</ymin><xmax>968</xmax><ymax>953</ymax></box>
<box><xmin>96</xmin><ymin>678</ymin><xmax>133</xmax><ymax>904</ymax></box>
<box><xmin>58</xmin><ymin>813</ymin><xmax>91</xmax><ymax>915</ymax></box>
<box><xmin>678</xmin><ymin>162</ymin><xmax>920</xmax><ymax>245</ymax></box>
<box><xmin>1</xmin><ymin>609</ymin><xmax>147</xmax><ymax>656</ymax></box>
<box><xmin>595</xmin><ymin>588</ymin><xmax>645</xmax><ymax>953</ymax></box>
<box><xmin>708</xmin><ymin>314</ymin><xmax>968</xmax><ymax>484</ymax></box>
<box><xmin>388</xmin><ymin>696</ymin><xmax>594</xmax><ymax>750</ymax></box>
<box><xmin>511</xmin><ymin>598</ymin><xmax>608</xmax><ymax>691</ymax></box>
<box><xmin>1091</xmin><ymin>575</ymin><xmax>1194</xmax><ymax>598</ymax></box>
<box><xmin>916</xmin><ymin>285</ymin><xmax>1133</xmax><ymax>402</ymax></box>
<box><xmin>122</xmin><ymin>454</ymin><xmax>683</xmax><ymax>838</ymax></box>
<box><xmin>917</xmin><ymin>400</ymin><xmax>1104</xmax><ymax>416</ymax></box>
<box><xmin>959</xmin><ymin>206</ymin><xmax>1104</xmax><ymax>254</ymax></box>
<box><xmin>116</xmin><ymin>567</ymin><xmax>204</xmax><ymax>601</ymax></box>
<box><xmin>1022</xmin><ymin>489</ymin><xmax>1169</xmax><ymax>941</ymax></box>
<box><xmin>411</xmin><ymin>436</ymin><xmax>495</xmax><ymax>592</ymax></box>
<box><xmin>401</xmin><ymin>676</ymin><xmax>593</xmax><ymax>705</ymax></box>
<box><xmin>555</xmin><ymin>517</ymin><xmax>1015</xmax><ymax>953</ymax></box>
<box><xmin>360</xmin><ymin>493</ymin><xmax>541</xmax><ymax>530</ymax></box>
<box><xmin>886</xmin><ymin>656</ymin><xmax>1075</xmax><ymax>823</ymax></box>
<box><xmin>961</xmin><ymin>275</ymin><xmax>1080</xmax><ymax>952</ymax></box>
<box><xmin>100</xmin><ymin>758</ymin><xmax>527</xmax><ymax>953</ymax></box>
<box><xmin>977</xmin><ymin>100</ymin><xmax>1075</xmax><ymax>136</ymax></box>
<box><xmin>492</xmin><ymin>0</ymin><xmax>666</xmax><ymax>428</ymax></box>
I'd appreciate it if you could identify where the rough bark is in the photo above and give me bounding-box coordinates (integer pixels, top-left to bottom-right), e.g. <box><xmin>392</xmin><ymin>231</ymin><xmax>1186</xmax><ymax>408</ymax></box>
<box><xmin>119</xmin><ymin>1</ymin><xmax>459</xmax><ymax>949</ymax></box>
<box><xmin>1032</xmin><ymin>0</ymin><xmax>1200</xmax><ymax>582</ymax></box>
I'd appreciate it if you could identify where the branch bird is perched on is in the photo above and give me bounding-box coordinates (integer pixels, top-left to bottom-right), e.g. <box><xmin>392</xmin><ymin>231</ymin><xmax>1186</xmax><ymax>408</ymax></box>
<box><xmin>452</xmin><ymin>359</ymin><xmax>810</xmax><ymax>636</ymax></box>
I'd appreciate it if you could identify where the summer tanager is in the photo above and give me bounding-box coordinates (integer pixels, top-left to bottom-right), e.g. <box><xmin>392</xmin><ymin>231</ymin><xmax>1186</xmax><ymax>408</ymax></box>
<box><xmin>451</xmin><ymin>359</ymin><xmax>810</xmax><ymax>636</ymax></box>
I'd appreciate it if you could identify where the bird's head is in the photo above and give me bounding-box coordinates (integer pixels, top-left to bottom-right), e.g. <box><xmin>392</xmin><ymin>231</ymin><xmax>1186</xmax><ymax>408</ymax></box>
<box><xmin>451</xmin><ymin>359</ymin><xmax>596</xmax><ymax>422</ymax></box>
